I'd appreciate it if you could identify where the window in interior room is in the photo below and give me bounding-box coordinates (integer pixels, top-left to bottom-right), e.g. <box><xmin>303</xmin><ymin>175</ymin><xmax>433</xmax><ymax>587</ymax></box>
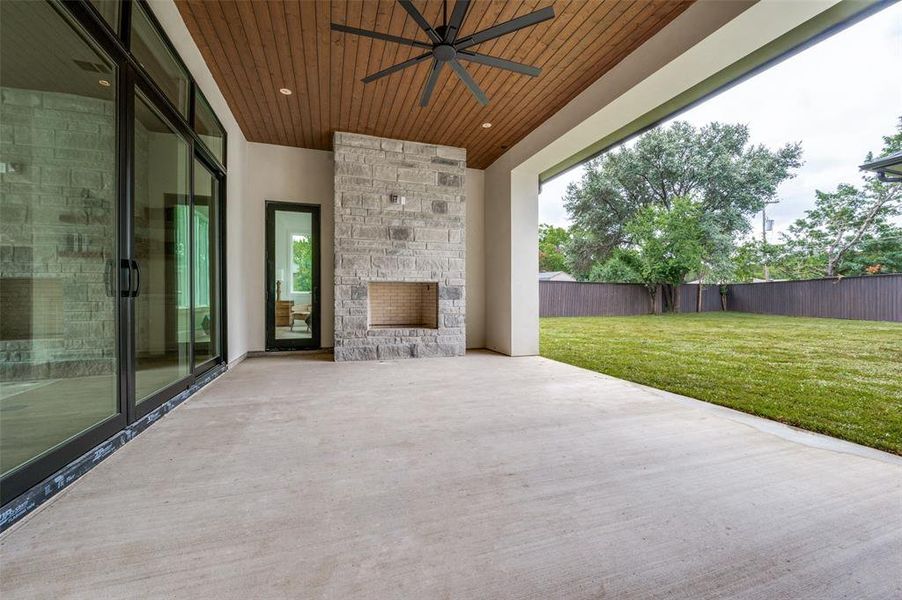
<box><xmin>291</xmin><ymin>234</ymin><xmax>312</xmax><ymax>293</ymax></box>
<box><xmin>173</xmin><ymin>205</ymin><xmax>210</xmax><ymax>310</ymax></box>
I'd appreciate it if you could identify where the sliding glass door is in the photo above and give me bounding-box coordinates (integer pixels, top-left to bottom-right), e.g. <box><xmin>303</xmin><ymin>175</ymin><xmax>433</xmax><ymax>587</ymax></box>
<box><xmin>0</xmin><ymin>0</ymin><xmax>228</xmax><ymax>507</ymax></box>
<box><xmin>133</xmin><ymin>92</ymin><xmax>191</xmax><ymax>405</ymax></box>
<box><xmin>0</xmin><ymin>0</ymin><xmax>125</xmax><ymax>503</ymax></box>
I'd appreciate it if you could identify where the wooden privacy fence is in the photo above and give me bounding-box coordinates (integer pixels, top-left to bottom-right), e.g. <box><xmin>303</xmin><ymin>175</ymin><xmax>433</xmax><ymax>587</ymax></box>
<box><xmin>677</xmin><ymin>284</ymin><xmax>724</xmax><ymax>313</ymax></box>
<box><xmin>539</xmin><ymin>281</ymin><xmax>654</xmax><ymax>317</ymax></box>
<box><xmin>726</xmin><ymin>274</ymin><xmax>901</xmax><ymax>321</ymax></box>
<box><xmin>540</xmin><ymin>274</ymin><xmax>902</xmax><ymax>322</ymax></box>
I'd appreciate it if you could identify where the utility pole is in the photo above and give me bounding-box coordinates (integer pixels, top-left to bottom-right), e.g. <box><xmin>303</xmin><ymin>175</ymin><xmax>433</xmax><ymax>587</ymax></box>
<box><xmin>761</xmin><ymin>200</ymin><xmax>779</xmax><ymax>281</ymax></box>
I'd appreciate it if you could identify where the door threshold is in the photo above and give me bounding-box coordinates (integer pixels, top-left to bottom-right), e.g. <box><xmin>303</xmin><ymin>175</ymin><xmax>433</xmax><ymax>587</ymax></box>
<box><xmin>248</xmin><ymin>348</ymin><xmax>333</xmax><ymax>358</ymax></box>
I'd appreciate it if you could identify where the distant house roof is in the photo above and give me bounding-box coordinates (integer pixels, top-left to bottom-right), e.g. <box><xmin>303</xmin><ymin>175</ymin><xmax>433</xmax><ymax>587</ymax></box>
<box><xmin>860</xmin><ymin>149</ymin><xmax>902</xmax><ymax>181</ymax></box>
<box><xmin>539</xmin><ymin>271</ymin><xmax>576</xmax><ymax>282</ymax></box>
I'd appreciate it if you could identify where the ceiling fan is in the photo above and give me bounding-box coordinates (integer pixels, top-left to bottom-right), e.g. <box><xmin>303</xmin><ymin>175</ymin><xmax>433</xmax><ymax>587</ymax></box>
<box><xmin>331</xmin><ymin>0</ymin><xmax>554</xmax><ymax>107</ymax></box>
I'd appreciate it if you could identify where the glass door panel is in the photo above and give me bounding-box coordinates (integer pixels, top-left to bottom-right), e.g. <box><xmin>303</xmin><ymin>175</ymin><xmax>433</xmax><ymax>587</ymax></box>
<box><xmin>192</xmin><ymin>159</ymin><xmax>221</xmax><ymax>367</ymax></box>
<box><xmin>266</xmin><ymin>204</ymin><xmax>320</xmax><ymax>350</ymax></box>
<box><xmin>133</xmin><ymin>92</ymin><xmax>190</xmax><ymax>403</ymax></box>
<box><xmin>0</xmin><ymin>0</ymin><xmax>119</xmax><ymax>478</ymax></box>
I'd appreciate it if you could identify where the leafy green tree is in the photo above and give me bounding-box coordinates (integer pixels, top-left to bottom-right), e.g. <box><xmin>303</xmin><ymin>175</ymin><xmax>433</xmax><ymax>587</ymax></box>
<box><xmin>731</xmin><ymin>241</ymin><xmax>788</xmax><ymax>282</ymax></box>
<box><xmin>780</xmin><ymin>118</ymin><xmax>901</xmax><ymax>277</ymax></box>
<box><xmin>625</xmin><ymin>197</ymin><xmax>707</xmax><ymax>311</ymax></box>
<box><xmin>564</xmin><ymin>121</ymin><xmax>802</xmax><ymax>277</ymax></box>
<box><xmin>538</xmin><ymin>224</ymin><xmax>570</xmax><ymax>273</ymax></box>
<box><xmin>292</xmin><ymin>236</ymin><xmax>312</xmax><ymax>292</ymax></box>
<box><xmin>588</xmin><ymin>249</ymin><xmax>642</xmax><ymax>283</ymax></box>
<box><xmin>841</xmin><ymin>223</ymin><xmax>902</xmax><ymax>274</ymax></box>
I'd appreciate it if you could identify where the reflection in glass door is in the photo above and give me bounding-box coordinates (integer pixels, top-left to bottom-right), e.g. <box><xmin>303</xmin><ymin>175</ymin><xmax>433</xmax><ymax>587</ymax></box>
<box><xmin>0</xmin><ymin>0</ymin><xmax>122</xmax><ymax>492</ymax></box>
<box><xmin>192</xmin><ymin>159</ymin><xmax>221</xmax><ymax>367</ymax></box>
<box><xmin>1</xmin><ymin>0</ymin><xmax>229</xmax><ymax>508</ymax></box>
<box><xmin>266</xmin><ymin>203</ymin><xmax>320</xmax><ymax>350</ymax></box>
<box><xmin>133</xmin><ymin>92</ymin><xmax>190</xmax><ymax>403</ymax></box>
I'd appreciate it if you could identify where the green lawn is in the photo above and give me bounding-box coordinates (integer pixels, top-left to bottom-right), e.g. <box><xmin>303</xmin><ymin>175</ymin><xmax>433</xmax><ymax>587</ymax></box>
<box><xmin>540</xmin><ymin>312</ymin><xmax>902</xmax><ymax>455</ymax></box>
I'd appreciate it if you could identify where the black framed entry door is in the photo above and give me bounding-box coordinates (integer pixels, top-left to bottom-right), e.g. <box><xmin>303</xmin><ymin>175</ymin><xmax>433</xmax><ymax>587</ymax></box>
<box><xmin>265</xmin><ymin>203</ymin><xmax>321</xmax><ymax>351</ymax></box>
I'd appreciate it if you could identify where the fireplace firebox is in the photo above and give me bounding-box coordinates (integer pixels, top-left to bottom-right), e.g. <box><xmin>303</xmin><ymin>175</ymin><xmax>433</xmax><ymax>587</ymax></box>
<box><xmin>368</xmin><ymin>282</ymin><xmax>438</xmax><ymax>329</ymax></box>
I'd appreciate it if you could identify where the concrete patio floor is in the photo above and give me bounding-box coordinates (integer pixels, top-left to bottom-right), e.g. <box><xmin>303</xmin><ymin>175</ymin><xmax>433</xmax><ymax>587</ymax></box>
<box><xmin>2</xmin><ymin>351</ymin><xmax>900</xmax><ymax>599</ymax></box>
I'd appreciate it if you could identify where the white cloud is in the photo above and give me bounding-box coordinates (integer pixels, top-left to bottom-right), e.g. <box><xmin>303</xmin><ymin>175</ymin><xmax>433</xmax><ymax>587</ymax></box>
<box><xmin>539</xmin><ymin>3</ymin><xmax>902</xmax><ymax>237</ymax></box>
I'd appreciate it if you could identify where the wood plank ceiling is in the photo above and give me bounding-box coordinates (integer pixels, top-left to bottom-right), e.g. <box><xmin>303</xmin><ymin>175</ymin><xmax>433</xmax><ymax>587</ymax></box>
<box><xmin>177</xmin><ymin>0</ymin><xmax>694</xmax><ymax>169</ymax></box>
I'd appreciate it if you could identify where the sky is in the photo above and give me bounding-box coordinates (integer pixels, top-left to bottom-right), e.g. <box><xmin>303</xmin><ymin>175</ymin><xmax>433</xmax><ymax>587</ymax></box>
<box><xmin>538</xmin><ymin>1</ymin><xmax>902</xmax><ymax>240</ymax></box>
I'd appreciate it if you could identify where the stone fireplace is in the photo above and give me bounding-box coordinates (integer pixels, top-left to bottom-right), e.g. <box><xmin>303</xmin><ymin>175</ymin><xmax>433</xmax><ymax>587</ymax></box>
<box><xmin>333</xmin><ymin>132</ymin><xmax>466</xmax><ymax>361</ymax></box>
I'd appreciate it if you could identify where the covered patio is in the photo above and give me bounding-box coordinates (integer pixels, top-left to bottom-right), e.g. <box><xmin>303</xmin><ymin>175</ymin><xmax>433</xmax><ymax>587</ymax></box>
<box><xmin>2</xmin><ymin>352</ymin><xmax>899</xmax><ymax>599</ymax></box>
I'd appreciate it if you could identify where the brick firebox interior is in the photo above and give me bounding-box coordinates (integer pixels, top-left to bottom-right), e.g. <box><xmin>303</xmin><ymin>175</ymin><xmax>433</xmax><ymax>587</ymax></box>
<box><xmin>368</xmin><ymin>282</ymin><xmax>438</xmax><ymax>329</ymax></box>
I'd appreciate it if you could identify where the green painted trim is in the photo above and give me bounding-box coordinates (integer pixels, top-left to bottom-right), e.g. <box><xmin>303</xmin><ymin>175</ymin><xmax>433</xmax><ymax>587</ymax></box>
<box><xmin>539</xmin><ymin>0</ymin><xmax>887</xmax><ymax>185</ymax></box>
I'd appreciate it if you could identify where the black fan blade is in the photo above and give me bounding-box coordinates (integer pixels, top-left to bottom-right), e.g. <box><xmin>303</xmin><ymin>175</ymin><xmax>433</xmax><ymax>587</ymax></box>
<box><xmin>457</xmin><ymin>51</ymin><xmax>540</xmax><ymax>76</ymax></box>
<box><xmin>331</xmin><ymin>23</ymin><xmax>432</xmax><ymax>49</ymax></box>
<box><xmin>449</xmin><ymin>59</ymin><xmax>488</xmax><ymax>105</ymax></box>
<box><xmin>398</xmin><ymin>0</ymin><xmax>442</xmax><ymax>43</ymax></box>
<box><xmin>362</xmin><ymin>52</ymin><xmax>432</xmax><ymax>83</ymax></box>
<box><xmin>445</xmin><ymin>0</ymin><xmax>470</xmax><ymax>42</ymax></box>
<box><xmin>420</xmin><ymin>60</ymin><xmax>445</xmax><ymax>107</ymax></box>
<box><xmin>455</xmin><ymin>5</ymin><xmax>555</xmax><ymax>50</ymax></box>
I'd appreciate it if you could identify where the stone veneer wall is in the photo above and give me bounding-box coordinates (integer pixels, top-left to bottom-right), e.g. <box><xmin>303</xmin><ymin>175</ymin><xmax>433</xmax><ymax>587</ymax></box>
<box><xmin>333</xmin><ymin>132</ymin><xmax>466</xmax><ymax>361</ymax></box>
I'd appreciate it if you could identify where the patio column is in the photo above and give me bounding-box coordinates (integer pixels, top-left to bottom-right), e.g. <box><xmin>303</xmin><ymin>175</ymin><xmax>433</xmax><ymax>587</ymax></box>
<box><xmin>484</xmin><ymin>168</ymin><xmax>539</xmax><ymax>356</ymax></box>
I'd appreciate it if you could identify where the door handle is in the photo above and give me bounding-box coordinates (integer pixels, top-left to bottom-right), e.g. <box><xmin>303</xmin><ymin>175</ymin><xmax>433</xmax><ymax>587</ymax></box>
<box><xmin>130</xmin><ymin>259</ymin><xmax>141</xmax><ymax>297</ymax></box>
<box><xmin>119</xmin><ymin>259</ymin><xmax>131</xmax><ymax>298</ymax></box>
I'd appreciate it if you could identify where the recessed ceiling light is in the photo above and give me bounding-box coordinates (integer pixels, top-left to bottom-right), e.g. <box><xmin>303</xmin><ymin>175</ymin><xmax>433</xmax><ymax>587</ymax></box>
<box><xmin>279</xmin><ymin>88</ymin><xmax>292</xmax><ymax>95</ymax></box>
<box><xmin>482</xmin><ymin>122</ymin><xmax>492</xmax><ymax>129</ymax></box>
<box><xmin>98</xmin><ymin>79</ymin><xmax>111</xmax><ymax>87</ymax></box>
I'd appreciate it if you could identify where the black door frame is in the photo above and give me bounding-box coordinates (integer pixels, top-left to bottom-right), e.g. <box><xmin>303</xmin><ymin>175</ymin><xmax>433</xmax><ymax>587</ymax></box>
<box><xmin>191</xmin><ymin>155</ymin><xmax>226</xmax><ymax>376</ymax></box>
<box><xmin>265</xmin><ymin>202</ymin><xmax>321</xmax><ymax>351</ymax></box>
<box><xmin>129</xmin><ymin>84</ymin><xmax>194</xmax><ymax>421</ymax></box>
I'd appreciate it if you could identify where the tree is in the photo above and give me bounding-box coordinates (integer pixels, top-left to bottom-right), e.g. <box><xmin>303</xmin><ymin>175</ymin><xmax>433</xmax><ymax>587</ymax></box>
<box><xmin>564</xmin><ymin>121</ymin><xmax>802</xmax><ymax>277</ymax></box>
<box><xmin>538</xmin><ymin>224</ymin><xmax>570</xmax><ymax>273</ymax></box>
<box><xmin>624</xmin><ymin>197</ymin><xmax>707</xmax><ymax>311</ymax></box>
<box><xmin>292</xmin><ymin>235</ymin><xmax>312</xmax><ymax>291</ymax></box>
<box><xmin>731</xmin><ymin>241</ymin><xmax>786</xmax><ymax>282</ymax></box>
<box><xmin>588</xmin><ymin>249</ymin><xmax>642</xmax><ymax>283</ymax></box>
<box><xmin>841</xmin><ymin>222</ymin><xmax>902</xmax><ymax>274</ymax></box>
<box><xmin>780</xmin><ymin>118</ymin><xmax>901</xmax><ymax>277</ymax></box>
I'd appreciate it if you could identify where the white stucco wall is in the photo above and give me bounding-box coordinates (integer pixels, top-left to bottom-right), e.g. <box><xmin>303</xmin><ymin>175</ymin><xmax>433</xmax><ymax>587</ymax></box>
<box><xmin>465</xmin><ymin>169</ymin><xmax>485</xmax><ymax>349</ymax></box>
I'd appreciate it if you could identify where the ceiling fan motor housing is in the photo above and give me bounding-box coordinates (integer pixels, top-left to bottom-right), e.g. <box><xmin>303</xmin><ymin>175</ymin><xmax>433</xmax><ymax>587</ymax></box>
<box><xmin>433</xmin><ymin>44</ymin><xmax>456</xmax><ymax>62</ymax></box>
